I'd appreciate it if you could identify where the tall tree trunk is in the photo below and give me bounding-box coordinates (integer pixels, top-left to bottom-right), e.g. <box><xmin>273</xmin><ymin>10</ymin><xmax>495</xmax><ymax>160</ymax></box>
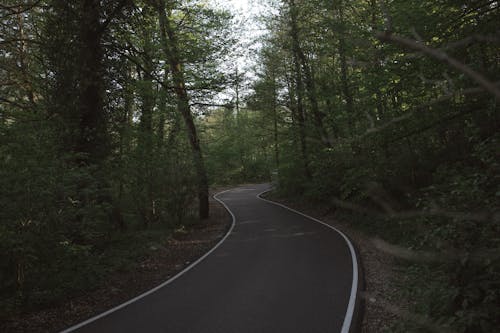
<box><xmin>115</xmin><ymin>61</ymin><xmax>135</xmax><ymax>231</ymax></box>
<box><xmin>157</xmin><ymin>84</ymin><xmax>167</xmax><ymax>149</ymax></box>
<box><xmin>136</xmin><ymin>15</ymin><xmax>157</xmax><ymax>227</ymax></box>
<box><xmin>335</xmin><ymin>0</ymin><xmax>354</xmax><ymax>133</ymax></box>
<box><xmin>289</xmin><ymin>0</ymin><xmax>329</xmax><ymax>146</ymax></box>
<box><xmin>369</xmin><ymin>0</ymin><xmax>386</xmax><ymax>122</ymax></box>
<box><xmin>16</xmin><ymin>10</ymin><xmax>34</xmax><ymax>105</ymax></box>
<box><xmin>77</xmin><ymin>0</ymin><xmax>107</xmax><ymax>164</ymax></box>
<box><xmin>234</xmin><ymin>66</ymin><xmax>246</xmax><ymax>178</ymax></box>
<box><xmin>157</xmin><ymin>0</ymin><xmax>209</xmax><ymax>219</ymax></box>
<box><xmin>287</xmin><ymin>57</ymin><xmax>311</xmax><ymax>180</ymax></box>
<box><xmin>77</xmin><ymin>0</ymin><xmax>129</xmax><ymax>227</ymax></box>
<box><xmin>270</xmin><ymin>68</ymin><xmax>280</xmax><ymax>170</ymax></box>
<box><xmin>138</xmin><ymin>68</ymin><xmax>155</xmax><ymax>226</ymax></box>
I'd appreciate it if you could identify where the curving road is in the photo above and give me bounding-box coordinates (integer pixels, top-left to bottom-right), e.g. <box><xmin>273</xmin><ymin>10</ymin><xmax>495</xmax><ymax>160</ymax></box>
<box><xmin>62</xmin><ymin>184</ymin><xmax>358</xmax><ymax>333</ymax></box>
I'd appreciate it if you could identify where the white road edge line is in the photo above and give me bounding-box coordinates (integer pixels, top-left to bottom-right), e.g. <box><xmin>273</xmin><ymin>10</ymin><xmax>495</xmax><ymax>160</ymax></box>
<box><xmin>60</xmin><ymin>190</ymin><xmax>236</xmax><ymax>333</ymax></box>
<box><xmin>257</xmin><ymin>189</ymin><xmax>359</xmax><ymax>333</ymax></box>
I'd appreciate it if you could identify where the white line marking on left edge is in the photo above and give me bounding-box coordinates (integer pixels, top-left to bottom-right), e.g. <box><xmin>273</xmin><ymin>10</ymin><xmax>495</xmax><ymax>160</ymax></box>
<box><xmin>60</xmin><ymin>190</ymin><xmax>236</xmax><ymax>333</ymax></box>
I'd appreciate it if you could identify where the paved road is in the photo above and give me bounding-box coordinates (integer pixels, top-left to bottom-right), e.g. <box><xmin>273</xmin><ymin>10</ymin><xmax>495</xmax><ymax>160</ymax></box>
<box><xmin>64</xmin><ymin>184</ymin><xmax>358</xmax><ymax>333</ymax></box>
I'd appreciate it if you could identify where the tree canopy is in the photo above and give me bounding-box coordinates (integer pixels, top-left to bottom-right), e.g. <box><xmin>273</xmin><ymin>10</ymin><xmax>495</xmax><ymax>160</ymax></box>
<box><xmin>1</xmin><ymin>0</ymin><xmax>499</xmax><ymax>331</ymax></box>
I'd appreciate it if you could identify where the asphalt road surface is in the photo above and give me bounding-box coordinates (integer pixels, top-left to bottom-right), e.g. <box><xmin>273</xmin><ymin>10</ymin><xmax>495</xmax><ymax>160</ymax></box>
<box><xmin>63</xmin><ymin>184</ymin><xmax>358</xmax><ymax>333</ymax></box>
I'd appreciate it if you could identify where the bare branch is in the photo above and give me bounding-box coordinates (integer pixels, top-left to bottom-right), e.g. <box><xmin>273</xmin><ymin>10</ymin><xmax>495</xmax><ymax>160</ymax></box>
<box><xmin>359</xmin><ymin>84</ymin><xmax>496</xmax><ymax>139</ymax></box>
<box><xmin>190</xmin><ymin>102</ymin><xmax>231</xmax><ymax>108</ymax></box>
<box><xmin>440</xmin><ymin>32</ymin><xmax>500</xmax><ymax>51</ymax></box>
<box><xmin>0</xmin><ymin>0</ymin><xmax>42</xmax><ymax>18</ymax></box>
<box><xmin>376</xmin><ymin>31</ymin><xmax>500</xmax><ymax>100</ymax></box>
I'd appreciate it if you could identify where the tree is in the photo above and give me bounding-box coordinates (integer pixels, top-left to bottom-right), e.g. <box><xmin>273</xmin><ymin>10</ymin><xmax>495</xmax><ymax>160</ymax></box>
<box><xmin>245</xmin><ymin>0</ymin><xmax>500</xmax><ymax>331</ymax></box>
<box><xmin>0</xmin><ymin>0</ymin><xmax>232</xmax><ymax>320</ymax></box>
<box><xmin>155</xmin><ymin>0</ymin><xmax>220</xmax><ymax>220</ymax></box>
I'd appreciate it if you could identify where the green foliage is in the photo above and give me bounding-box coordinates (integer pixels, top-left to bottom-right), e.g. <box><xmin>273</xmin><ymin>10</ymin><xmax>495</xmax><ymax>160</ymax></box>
<box><xmin>0</xmin><ymin>118</ymin><xmax>109</xmax><ymax>316</ymax></box>
<box><xmin>245</xmin><ymin>0</ymin><xmax>500</xmax><ymax>331</ymax></box>
<box><xmin>0</xmin><ymin>0</ymin><xmax>232</xmax><ymax>320</ymax></box>
<box><xmin>203</xmin><ymin>108</ymin><xmax>273</xmax><ymax>185</ymax></box>
<box><xmin>1</xmin><ymin>0</ymin><xmax>498</xmax><ymax>330</ymax></box>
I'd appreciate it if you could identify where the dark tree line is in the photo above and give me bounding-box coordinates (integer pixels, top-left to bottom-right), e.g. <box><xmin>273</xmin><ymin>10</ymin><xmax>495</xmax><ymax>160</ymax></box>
<box><xmin>233</xmin><ymin>0</ymin><xmax>498</xmax><ymax>331</ymax></box>
<box><xmin>1</xmin><ymin>0</ymin><xmax>499</xmax><ymax>331</ymax></box>
<box><xmin>0</xmin><ymin>0</ymin><xmax>232</xmax><ymax>318</ymax></box>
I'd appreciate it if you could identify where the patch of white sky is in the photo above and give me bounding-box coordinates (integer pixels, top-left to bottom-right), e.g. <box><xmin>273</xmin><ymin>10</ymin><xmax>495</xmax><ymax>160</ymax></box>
<box><xmin>214</xmin><ymin>0</ymin><xmax>268</xmax><ymax>65</ymax></box>
<box><xmin>209</xmin><ymin>0</ymin><xmax>272</xmax><ymax>102</ymax></box>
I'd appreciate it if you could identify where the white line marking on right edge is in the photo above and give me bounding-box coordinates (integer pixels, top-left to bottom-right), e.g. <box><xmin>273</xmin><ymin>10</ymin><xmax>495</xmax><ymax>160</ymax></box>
<box><xmin>257</xmin><ymin>189</ymin><xmax>359</xmax><ymax>333</ymax></box>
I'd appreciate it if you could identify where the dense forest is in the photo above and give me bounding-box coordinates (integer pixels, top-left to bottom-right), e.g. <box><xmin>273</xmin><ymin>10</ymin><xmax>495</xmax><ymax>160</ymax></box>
<box><xmin>1</xmin><ymin>0</ymin><xmax>499</xmax><ymax>332</ymax></box>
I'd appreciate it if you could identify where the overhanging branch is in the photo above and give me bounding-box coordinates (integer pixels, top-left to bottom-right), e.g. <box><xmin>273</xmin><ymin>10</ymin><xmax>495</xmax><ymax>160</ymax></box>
<box><xmin>376</xmin><ymin>31</ymin><xmax>500</xmax><ymax>100</ymax></box>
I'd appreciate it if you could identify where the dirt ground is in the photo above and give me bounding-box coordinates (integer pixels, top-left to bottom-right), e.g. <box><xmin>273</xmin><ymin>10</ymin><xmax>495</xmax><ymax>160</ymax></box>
<box><xmin>1</xmin><ymin>195</ymin><xmax>231</xmax><ymax>333</ymax></box>
<box><xmin>3</xmin><ymin>188</ymin><xmax>405</xmax><ymax>333</ymax></box>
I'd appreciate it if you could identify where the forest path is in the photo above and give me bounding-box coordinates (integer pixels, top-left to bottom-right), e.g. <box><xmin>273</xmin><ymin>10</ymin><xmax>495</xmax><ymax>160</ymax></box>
<box><xmin>63</xmin><ymin>184</ymin><xmax>359</xmax><ymax>333</ymax></box>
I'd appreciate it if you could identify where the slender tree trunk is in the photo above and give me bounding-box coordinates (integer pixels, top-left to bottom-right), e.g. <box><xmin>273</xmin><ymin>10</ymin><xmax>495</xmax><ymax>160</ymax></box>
<box><xmin>77</xmin><ymin>0</ymin><xmax>107</xmax><ymax>163</ymax></box>
<box><xmin>288</xmin><ymin>55</ymin><xmax>311</xmax><ymax>180</ymax></box>
<box><xmin>157</xmin><ymin>0</ymin><xmax>209</xmax><ymax>219</ymax></box>
<box><xmin>335</xmin><ymin>0</ymin><xmax>354</xmax><ymax>132</ymax></box>
<box><xmin>289</xmin><ymin>0</ymin><xmax>329</xmax><ymax>146</ymax></box>
<box><xmin>157</xmin><ymin>84</ymin><xmax>167</xmax><ymax>149</ymax></box>
<box><xmin>76</xmin><ymin>0</ymin><xmax>129</xmax><ymax>163</ymax></box>
<box><xmin>136</xmin><ymin>16</ymin><xmax>157</xmax><ymax>227</ymax></box>
<box><xmin>270</xmin><ymin>69</ymin><xmax>280</xmax><ymax>170</ymax></box>
<box><xmin>138</xmin><ymin>70</ymin><xmax>155</xmax><ymax>226</ymax></box>
<box><xmin>16</xmin><ymin>10</ymin><xmax>34</xmax><ymax>105</ymax></box>
<box><xmin>235</xmin><ymin>66</ymin><xmax>241</xmax><ymax>119</ymax></box>
<box><xmin>115</xmin><ymin>62</ymin><xmax>134</xmax><ymax>231</ymax></box>
<box><xmin>160</xmin><ymin>72</ymin><xmax>181</xmax><ymax>149</ymax></box>
<box><xmin>368</xmin><ymin>0</ymin><xmax>386</xmax><ymax>122</ymax></box>
<box><xmin>234</xmin><ymin>66</ymin><xmax>246</xmax><ymax>178</ymax></box>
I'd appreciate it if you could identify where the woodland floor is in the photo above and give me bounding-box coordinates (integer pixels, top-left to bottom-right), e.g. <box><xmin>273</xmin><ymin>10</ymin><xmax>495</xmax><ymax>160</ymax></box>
<box><xmin>1</xmin><ymin>193</ymin><xmax>232</xmax><ymax>333</ymax></box>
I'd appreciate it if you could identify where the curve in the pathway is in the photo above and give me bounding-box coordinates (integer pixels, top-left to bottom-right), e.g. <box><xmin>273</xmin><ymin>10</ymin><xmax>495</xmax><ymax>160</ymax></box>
<box><xmin>61</xmin><ymin>184</ymin><xmax>360</xmax><ymax>333</ymax></box>
<box><xmin>60</xmin><ymin>190</ymin><xmax>237</xmax><ymax>333</ymax></box>
<box><xmin>257</xmin><ymin>189</ymin><xmax>359</xmax><ymax>333</ymax></box>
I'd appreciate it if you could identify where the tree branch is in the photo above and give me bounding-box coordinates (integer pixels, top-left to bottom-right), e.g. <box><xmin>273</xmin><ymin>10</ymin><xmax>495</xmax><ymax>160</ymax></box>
<box><xmin>99</xmin><ymin>0</ymin><xmax>131</xmax><ymax>34</ymax></box>
<box><xmin>0</xmin><ymin>0</ymin><xmax>42</xmax><ymax>18</ymax></box>
<box><xmin>359</xmin><ymin>84</ymin><xmax>497</xmax><ymax>139</ymax></box>
<box><xmin>376</xmin><ymin>31</ymin><xmax>500</xmax><ymax>100</ymax></box>
<box><xmin>190</xmin><ymin>102</ymin><xmax>231</xmax><ymax>108</ymax></box>
<box><xmin>440</xmin><ymin>32</ymin><xmax>500</xmax><ymax>51</ymax></box>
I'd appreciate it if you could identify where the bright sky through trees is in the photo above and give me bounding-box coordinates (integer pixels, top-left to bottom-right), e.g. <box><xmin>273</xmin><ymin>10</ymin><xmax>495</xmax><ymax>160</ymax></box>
<box><xmin>217</xmin><ymin>0</ymin><xmax>267</xmax><ymax>64</ymax></box>
<box><xmin>212</xmin><ymin>0</ymin><xmax>268</xmax><ymax>101</ymax></box>
<box><xmin>225</xmin><ymin>0</ymin><xmax>251</xmax><ymax>11</ymax></box>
